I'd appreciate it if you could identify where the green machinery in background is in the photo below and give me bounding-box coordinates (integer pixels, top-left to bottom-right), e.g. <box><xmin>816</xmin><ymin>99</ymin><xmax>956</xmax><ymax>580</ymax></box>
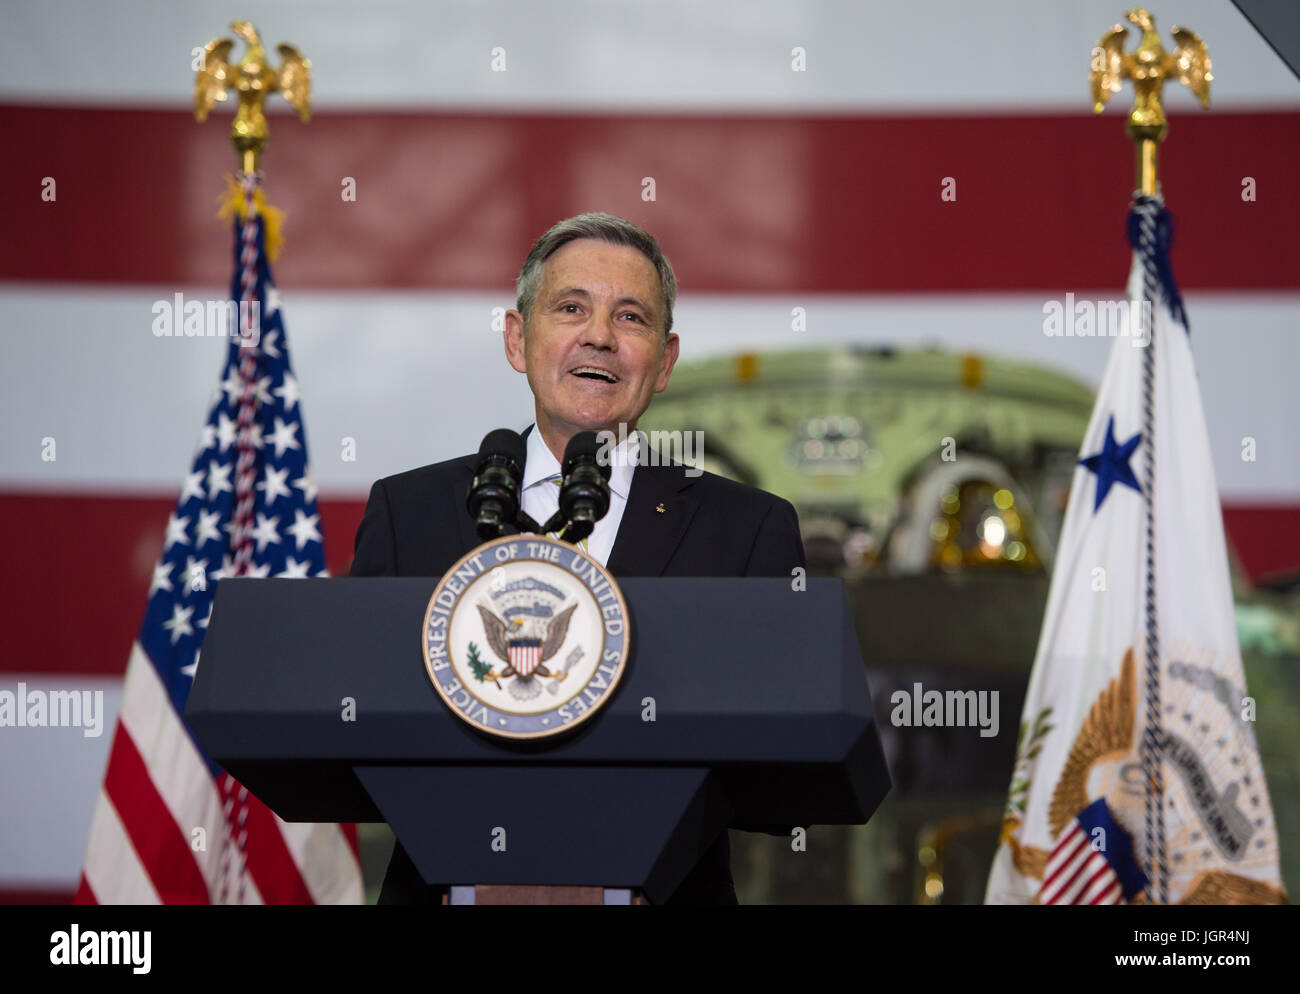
<box><xmin>641</xmin><ymin>345</ymin><xmax>1091</xmax><ymax>576</ymax></box>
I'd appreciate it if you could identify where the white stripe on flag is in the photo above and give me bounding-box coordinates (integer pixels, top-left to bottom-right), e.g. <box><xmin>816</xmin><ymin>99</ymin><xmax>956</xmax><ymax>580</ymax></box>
<box><xmin>1056</xmin><ymin>854</ymin><xmax>1106</xmax><ymax>904</ymax></box>
<box><xmin>1041</xmin><ymin>830</ymin><xmax>1085</xmax><ymax>881</ymax></box>
<box><xmin>1040</xmin><ymin>830</ymin><xmax>1090</xmax><ymax>904</ymax></box>
<box><xmin>276</xmin><ymin>820</ymin><xmax>363</xmax><ymax>905</ymax></box>
<box><xmin>82</xmin><ymin>788</ymin><xmax>160</xmax><ymax>905</ymax></box>
<box><xmin>5</xmin><ymin>290</ymin><xmax>1297</xmax><ymax>501</ymax></box>
<box><xmin>116</xmin><ymin>641</ymin><xmax>227</xmax><ymax>892</ymax></box>
<box><xmin>1080</xmin><ymin>866</ymin><xmax>1120</xmax><ymax>905</ymax></box>
<box><xmin>116</xmin><ymin>651</ymin><xmax>358</xmax><ymax>904</ymax></box>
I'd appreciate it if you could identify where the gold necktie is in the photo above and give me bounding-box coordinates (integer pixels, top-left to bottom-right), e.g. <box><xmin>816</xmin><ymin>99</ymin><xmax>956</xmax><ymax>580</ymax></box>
<box><xmin>546</xmin><ymin>475</ymin><xmax>589</xmax><ymax>553</ymax></box>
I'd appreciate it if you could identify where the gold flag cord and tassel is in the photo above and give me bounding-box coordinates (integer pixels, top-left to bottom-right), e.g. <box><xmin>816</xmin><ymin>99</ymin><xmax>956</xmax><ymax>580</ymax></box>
<box><xmin>216</xmin><ymin>176</ymin><xmax>284</xmax><ymax>259</ymax></box>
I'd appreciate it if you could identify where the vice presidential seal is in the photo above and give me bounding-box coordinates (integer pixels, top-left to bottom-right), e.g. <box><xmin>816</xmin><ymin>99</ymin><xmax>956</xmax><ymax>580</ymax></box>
<box><xmin>422</xmin><ymin>534</ymin><xmax>630</xmax><ymax>741</ymax></box>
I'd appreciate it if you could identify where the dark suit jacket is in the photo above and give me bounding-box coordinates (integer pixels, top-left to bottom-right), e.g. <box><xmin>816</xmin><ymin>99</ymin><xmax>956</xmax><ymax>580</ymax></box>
<box><xmin>348</xmin><ymin>427</ymin><xmax>805</xmax><ymax>904</ymax></box>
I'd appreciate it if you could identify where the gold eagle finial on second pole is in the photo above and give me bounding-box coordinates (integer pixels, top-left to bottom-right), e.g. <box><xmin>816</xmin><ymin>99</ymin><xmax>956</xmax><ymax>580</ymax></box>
<box><xmin>1090</xmin><ymin>8</ymin><xmax>1211</xmax><ymax>194</ymax></box>
<box><xmin>194</xmin><ymin>20</ymin><xmax>311</xmax><ymax>173</ymax></box>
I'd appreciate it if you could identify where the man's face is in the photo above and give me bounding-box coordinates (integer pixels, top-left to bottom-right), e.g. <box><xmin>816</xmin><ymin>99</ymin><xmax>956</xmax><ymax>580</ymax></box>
<box><xmin>504</xmin><ymin>238</ymin><xmax>679</xmax><ymax>451</ymax></box>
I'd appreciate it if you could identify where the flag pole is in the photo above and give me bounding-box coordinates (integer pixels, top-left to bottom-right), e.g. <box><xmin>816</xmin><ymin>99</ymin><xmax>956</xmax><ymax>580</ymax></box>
<box><xmin>193</xmin><ymin>20</ymin><xmax>312</xmax><ymax>570</ymax></box>
<box><xmin>1089</xmin><ymin>8</ymin><xmax>1212</xmax><ymax>904</ymax></box>
<box><xmin>191</xmin><ymin>21</ymin><xmax>317</xmax><ymax>904</ymax></box>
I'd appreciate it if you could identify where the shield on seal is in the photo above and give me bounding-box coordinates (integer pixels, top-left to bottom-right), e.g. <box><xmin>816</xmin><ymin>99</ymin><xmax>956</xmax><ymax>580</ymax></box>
<box><xmin>509</xmin><ymin>638</ymin><xmax>542</xmax><ymax>677</ymax></box>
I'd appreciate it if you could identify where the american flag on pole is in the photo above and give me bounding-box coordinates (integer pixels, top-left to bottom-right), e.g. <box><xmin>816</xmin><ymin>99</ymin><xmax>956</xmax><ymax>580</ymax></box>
<box><xmin>985</xmin><ymin>193</ymin><xmax>1288</xmax><ymax>906</ymax></box>
<box><xmin>75</xmin><ymin>174</ymin><xmax>364</xmax><ymax>904</ymax></box>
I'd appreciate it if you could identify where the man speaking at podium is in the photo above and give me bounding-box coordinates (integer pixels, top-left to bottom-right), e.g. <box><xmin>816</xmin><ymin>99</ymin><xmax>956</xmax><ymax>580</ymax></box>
<box><xmin>350</xmin><ymin>212</ymin><xmax>805</xmax><ymax>905</ymax></box>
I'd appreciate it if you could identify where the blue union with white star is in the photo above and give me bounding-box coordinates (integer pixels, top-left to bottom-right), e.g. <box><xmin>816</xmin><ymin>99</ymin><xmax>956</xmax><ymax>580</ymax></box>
<box><xmin>1079</xmin><ymin>414</ymin><xmax>1142</xmax><ymax>513</ymax></box>
<box><xmin>138</xmin><ymin>211</ymin><xmax>325</xmax><ymax>773</ymax></box>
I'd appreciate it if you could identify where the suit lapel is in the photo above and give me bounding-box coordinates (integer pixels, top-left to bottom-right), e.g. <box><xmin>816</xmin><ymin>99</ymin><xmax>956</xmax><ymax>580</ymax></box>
<box><xmin>606</xmin><ymin>462</ymin><xmax>699</xmax><ymax>577</ymax></box>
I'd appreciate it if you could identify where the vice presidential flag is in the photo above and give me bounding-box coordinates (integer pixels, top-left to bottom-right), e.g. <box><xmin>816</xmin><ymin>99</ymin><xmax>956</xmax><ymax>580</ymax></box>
<box><xmin>75</xmin><ymin>178</ymin><xmax>364</xmax><ymax>904</ymax></box>
<box><xmin>985</xmin><ymin>194</ymin><xmax>1287</xmax><ymax>905</ymax></box>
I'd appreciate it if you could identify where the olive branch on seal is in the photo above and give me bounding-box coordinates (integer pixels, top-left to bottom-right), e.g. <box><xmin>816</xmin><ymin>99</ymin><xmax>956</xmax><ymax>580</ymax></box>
<box><xmin>466</xmin><ymin>641</ymin><xmax>500</xmax><ymax>688</ymax></box>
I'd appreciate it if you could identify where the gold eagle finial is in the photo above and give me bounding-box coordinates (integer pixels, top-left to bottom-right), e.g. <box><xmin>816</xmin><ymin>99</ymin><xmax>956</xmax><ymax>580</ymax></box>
<box><xmin>1090</xmin><ymin>9</ymin><xmax>1211</xmax><ymax>193</ymax></box>
<box><xmin>194</xmin><ymin>20</ymin><xmax>312</xmax><ymax>173</ymax></box>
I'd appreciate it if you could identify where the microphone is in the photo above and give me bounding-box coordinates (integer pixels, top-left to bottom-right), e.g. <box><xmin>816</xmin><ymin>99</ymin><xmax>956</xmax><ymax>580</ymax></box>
<box><xmin>547</xmin><ymin>430</ymin><xmax>612</xmax><ymax>544</ymax></box>
<box><xmin>466</xmin><ymin>429</ymin><xmax>527</xmax><ymax>540</ymax></box>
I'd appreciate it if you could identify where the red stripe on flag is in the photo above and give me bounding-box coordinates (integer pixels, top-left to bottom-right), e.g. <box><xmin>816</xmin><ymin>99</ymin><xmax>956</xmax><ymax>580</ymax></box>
<box><xmin>0</xmin><ymin>492</ymin><xmax>363</xmax><ymax>676</ymax></box>
<box><xmin>1039</xmin><ymin>830</ymin><xmax>1088</xmax><ymax>897</ymax></box>
<box><xmin>1045</xmin><ymin>849</ymin><xmax>1096</xmax><ymax>904</ymax></box>
<box><xmin>1222</xmin><ymin>505</ymin><xmax>1300</xmax><ymax>584</ymax></box>
<box><xmin>1</xmin><ymin>106</ymin><xmax>1298</xmax><ymax>292</ymax></box>
<box><xmin>0</xmin><ymin>491</ymin><xmax>1293</xmax><ymax>677</ymax></box>
<box><xmin>235</xmin><ymin>787</ymin><xmax>315</xmax><ymax>905</ymax></box>
<box><xmin>341</xmin><ymin>821</ymin><xmax>361</xmax><ymax>862</ymax></box>
<box><xmin>1073</xmin><ymin>860</ymin><xmax>1115</xmax><ymax>905</ymax></box>
<box><xmin>102</xmin><ymin>724</ymin><xmax>211</xmax><ymax>904</ymax></box>
<box><xmin>4</xmin><ymin>884</ymin><xmax>81</xmax><ymax>906</ymax></box>
<box><xmin>1090</xmin><ymin>877</ymin><xmax>1122</xmax><ymax>905</ymax></box>
<box><xmin>73</xmin><ymin>874</ymin><xmax>95</xmax><ymax>905</ymax></box>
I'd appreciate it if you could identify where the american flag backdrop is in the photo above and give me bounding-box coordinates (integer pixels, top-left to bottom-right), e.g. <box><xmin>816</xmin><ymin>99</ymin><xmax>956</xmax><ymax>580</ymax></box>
<box><xmin>74</xmin><ymin>176</ymin><xmax>363</xmax><ymax>904</ymax></box>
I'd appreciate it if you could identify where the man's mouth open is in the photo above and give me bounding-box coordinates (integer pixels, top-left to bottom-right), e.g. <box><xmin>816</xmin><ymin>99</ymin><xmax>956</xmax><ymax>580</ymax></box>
<box><xmin>569</xmin><ymin>366</ymin><xmax>620</xmax><ymax>384</ymax></box>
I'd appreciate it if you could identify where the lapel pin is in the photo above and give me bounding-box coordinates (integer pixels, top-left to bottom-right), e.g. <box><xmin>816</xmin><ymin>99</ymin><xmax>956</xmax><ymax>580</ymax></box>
<box><xmin>655</xmin><ymin>502</ymin><xmax>666</xmax><ymax>514</ymax></box>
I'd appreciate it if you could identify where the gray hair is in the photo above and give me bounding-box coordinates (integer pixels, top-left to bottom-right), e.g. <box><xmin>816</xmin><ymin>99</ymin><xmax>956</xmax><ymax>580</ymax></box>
<box><xmin>515</xmin><ymin>212</ymin><xmax>677</xmax><ymax>336</ymax></box>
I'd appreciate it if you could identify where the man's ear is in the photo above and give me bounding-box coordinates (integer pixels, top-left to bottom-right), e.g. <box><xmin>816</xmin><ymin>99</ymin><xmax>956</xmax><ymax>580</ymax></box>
<box><xmin>654</xmin><ymin>332</ymin><xmax>680</xmax><ymax>393</ymax></box>
<box><xmin>504</xmin><ymin>309</ymin><xmax>528</xmax><ymax>374</ymax></box>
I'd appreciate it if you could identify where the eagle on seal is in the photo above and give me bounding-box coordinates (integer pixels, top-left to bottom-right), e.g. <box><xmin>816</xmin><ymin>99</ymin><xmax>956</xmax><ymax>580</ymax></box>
<box><xmin>475</xmin><ymin>602</ymin><xmax>578</xmax><ymax>701</ymax></box>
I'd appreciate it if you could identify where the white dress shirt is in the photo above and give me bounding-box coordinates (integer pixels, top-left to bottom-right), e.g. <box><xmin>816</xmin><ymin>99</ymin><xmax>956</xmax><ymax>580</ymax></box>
<box><xmin>519</xmin><ymin>425</ymin><xmax>638</xmax><ymax>568</ymax></box>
